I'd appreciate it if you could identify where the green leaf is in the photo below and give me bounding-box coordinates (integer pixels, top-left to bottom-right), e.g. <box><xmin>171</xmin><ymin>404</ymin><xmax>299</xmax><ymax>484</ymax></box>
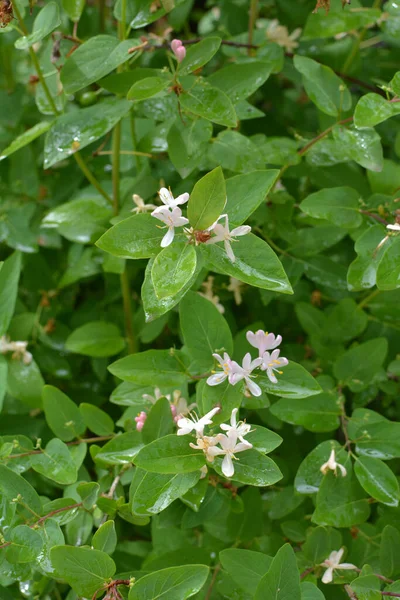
<box><xmin>354</xmin><ymin>456</ymin><xmax>399</xmax><ymax>507</ymax></box>
<box><xmin>7</xmin><ymin>358</ymin><xmax>44</xmax><ymax>409</ymax></box>
<box><xmin>300</xmin><ymin>187</ymin><xmax>362</xmax><ymax>229</ymax></box>
<box><xmin>142</xmin><ymin>397</ymin><xmax>174</xmax><ymax>444</ymax></box>
<box><xmin>0</xmin><ymin>251</ymin><xmax>21</xmax><ymax>336</ymax></box>
<box><xmin>180</xmin><ymin>291</ymin><xmax>233</xmax><ymax>370</ymax></box>
<box><xmin>354</xmin><ymin>94</ymin><xmax>400</xmax><ymax>129</ymax></box>
<box><xmin>202</xmin><ymin>233</ymin><xmax>293</xmax><ymax>293</ymax></box>
<box><xmin>209</xmin><ymin>130</ymin><xmax>264</xmax><ymax>173</ymax></box>
<box><xmin>179</xmin><ymin>77</ymin><xmax>237</xmax><ymax>128</ymax></box>
<box><xmin>130</xmin><ymin>468</ymin><xmax>200</xmax><ymax>515</ymax></box>
<box><xmin>187</xmin><ymin>166</ymin><xmax>226</xmax><ymax>231</ymax></box>
<box><xmin>295</xmin><ymin>440</ymin><xmax>343</xmax><ymax>494</ymax></box>
<box><xmin>6</xmin><ymin>525</ymin><xmax>43</xmax><ymax>564</ymax></box>
<box><xmin>246</xmin><ymin>425</ymin><xmax>283</xmax><ymax>454</ymax></box>
<box><xmin>303</xmin><ymin>256</ymin><xmax>348</xmax><ymax>290</ymax></box>
<box><xmin>331</xmin><ymin>125</ymin><xmax>383</xmax><ymax>172</ymax></box>
<box><xmin>179</xmin><ymin>37</ymin><xmax>221</xmax><ymax>76</ymax></box>
<box><xmin>352</xmin><ymin>419</ymin><xmax>400</xmax><ymax>460</ymax></box>
<box><xmin>208</xmin><ymin>61</ymin><xmax>273</xmax><ymax>103</ymax></box>
<box><xmin>134</xmin><ymin>434</ymin><xmax>205</xmax><ymax>474</ymax></box>
<box><xmin>61</xmin><ymin>35</ymin><xmax>135</xmax><ymax>94</ymax></box>
<box><xmin>270</xmin><ymin>393</ymin><xmax>341</xmax><ymax>432</ymax></box>
<box><xmin>259</xmin><ymin>361</ymin><xmax>322</xmax><ymax>400</ymax></box>
<box><xmin>127</xmin><ymin>74</ymin><xmax>172</xmax><ymax>101</ymax></box>
<box><xmin>108</xmin><ymin>349</ymin><xmax>189</xmax><ymax>386</ymax></box>
<box><xmin>167</xmin><ymin>117</ymin><xmax>213</xmax><ymax>178</ymax></box>
<box><xmin>323</xmin><ymin>298</ymin><xmax>368</xmax><ymax>343</ymax></box>
<box><xmin>349</xmin><ymin>576</ymin><xmax>381</xmax><ymax>600</ymax></box>
<box><xmin>15</xmin><ymin>2</ymin><xmax>61</xmax><ymax>49</ymax></box>
<box><xmin>213</xmin><ymin>450</ymin><xmax>282</xmax><ymax>486</ymax></box>
<box><xmin>65</xmin><ymin>321</ymin><xmax>125</xmax><ymax>358</ymax></box>
<box><xmin>255</xmin><ymin>543</ymin><xmax>301</xmax><ymax>600</ymax></box>
<box><xmin>79</xmin><ymin>403</ymin><xmax>115</xmax><ymax>436</ymax></box>
<box><xmin>224</xmin><ymin>170</ymin><xmax>279</xmax><ymax>225</ymax></box>
<box><xmin>0</xmin><ymin>464</ymin><xmax>42</xmax><ymax>515</ymax></box>
<box><xmin>62</xmin><ymin>0</ymin><xmax>86</xmax><ymax>22</ymax></box>
<box><xmin>301</xmin><ymin>582</ymin><xmax>326</xmax><ymax>600</ymax></box>
<box><xmin>293</xmin><ymin>55</ymin><xmax>351</xmax><ymax>117</ymax></box>
<box><xmin>303</xmin><ymin>6</ymin><xmax>381</xmax><ymax>39</ymax></box>
<box><xmin>0</xmin><ymin>121</ymin><xmax>53</xmax><ymax>161</ymax></box>
<box><xmin>50</xmin><ymin>546</ymin><xmax>116</xmax><ymax>597</ymax></box>
<box><xmin>96</xmin><ymin>213</ymin><xmax>164</xmax><ymax>260</ymax></box>
<box><xmin>333</xmin><ymin>338</ymin><xmax>388</xmax><ymax>391</ymax></box>
<box><xmin>151</xmin><ymin>243</ymin><xmax>197</xmax><ymax>300</ymax></box>
<box><xmin>0</xmin><ymin>356</ymin><xmax>7</xmax><ymax>412</ymax></box>
<box><xmin>94</xmin><ymin>431</ymin><xmax>143</xmax><ymax>465</ymax></box>
<box><xmin>380</xmin><ymin>525</ymin><xmax>400</xmax><ymax>578</ymax></box>
<box><xmin>129</xmin><ymin>565</ymin><xmax>209</xmax><ymax>600</ymax></box>
<box><xmin>77</xmin><ymin>482</ymin><xmax>100</xmax><ymax>510</ymax></box>
<box><xmin>43</xmin><ymin>385</ymin><xmax>86</xmax><ymax>442</ymax></box>
<box><xmin>44</xmin><ymin>98</ymin><xmax>132</xmax><ymax>168</ymax></box>
<box><xmin>92</xmin><ymin>520</ymin><xmax>117</xmax><ymax>555</ymax></box>
<box><xmin>198</xmin><ymin>378</ymin><xmax>243</xmax><ymax>425</ymax></box>
<box><xmin>31</xmin><ymin>439</ymin><xmax>77</xmax><ymax>485</ymax></box>
<box><xmin>302</xmin><ymin>526</ymin><xmax>342</xmax><ymax>564</ymax></box>
<box><xmin>219</xmin><ymin>549</ymin><xmax>272</xmax><ymax>596</ymax></box>
<box><xmin>376</xmin><ymin>237</ymin><xmax>400</xmax><ymax>290</ymax></box>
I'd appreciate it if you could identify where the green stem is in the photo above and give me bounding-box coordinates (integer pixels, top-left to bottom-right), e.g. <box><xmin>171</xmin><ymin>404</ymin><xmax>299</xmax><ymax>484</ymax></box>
<box><xmin>73</xmin><ymin>152</ymin><xmax>113</xmax><ymax>204</ymax></box>
<box><xmin>120</xmin><ymin>270</ymin><xmax>136</xmax><ymax>353</ymax></box>
<box><xmin>12</xmin><ymin>1</ymin><xmax>60</xmax><ymax>115</ymax></box>
<box><xmin>341</xmin><ymin>0</ymin><xmax>381</xmax><ymax>74</ymax></box>
<box><xmin>248</xmin><ymin>0</ymin><xmax>259</xmax><ymax>55</ymax></box>
<box><xmin>358</xmin><ymin>289</ymin><xmax>381</xmax><ymax>309</ymax></box>
<box><xmin>112</xmin><ymin>122</ymin><xmax>121</xmax><ymax>215</ymax></box>
<box><xmin>130</xmin><ymin>114</ymin><xmax>142</xmax><ymax>171</ymax></box>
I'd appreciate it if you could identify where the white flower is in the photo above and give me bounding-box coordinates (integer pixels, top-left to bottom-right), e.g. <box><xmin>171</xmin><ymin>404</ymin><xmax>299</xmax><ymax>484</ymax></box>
<box><xmin>229</xmin><ymin>353</ymin><xmax>263</xmax><ymax>397</ymax></box>
<box><xmin>227</xmin><ymin>277</ymin><xmax>244</xmax><ymax>305</ymax></box>
<box><xmin>207</xmin><ymin>352</ymin><xmax>236</xmax><ymax>386</ymax></box>
<box><xmin>131</xmin><ymin>194</ymin><xmax>157</xmax><ymax>214</ymax></box>
<box><xmin>177</xmin><ymin>407</ymin><xmax>220</xmax><ymax>437</ymax></box>
<box><xmin>246</xmin><ymin>330</ymin><xmax>282</xmax><ymax>357</ymax></box>
<box><xmin>189</xmin><ymin>434</ymin><xmax>222</xmax><ymax>462</ymax></box>
<box><xmin>320</xmin><ymin>548</ymin><xmax>356</xmax><ymax>584</ymax></box>
<box><xmin>387</xmin><ymin>223</ymin><xmax>400</xmax><ymax>232</ymax></box>
<box><xmin>0</xmin><ymin>336</ymin><xmax>32</xmax><ymax>365</ymax></box>
<box><xmin>170</xmin><ymin>390</ymin><xmax>196</xmax><ymax>421</ymax></box>
<box><xmin>151</xmin><ymin>206</ymin><xmax>189</xmax><ymax>247</ymax></box>
<box><xmin>158</xmin><ymin>187</ymin><xmax>189</xmax><ymax>209</ymax></box>
<box><xmin>142</xmin><ymin>387</ymin><xmax>168</xmax><ymax>404</ymax></box>
<box><xmin>206</xmin><ymin>214</ymin><xmax>251</xmax><ymax>263</ymax></box>
<box><xmin>320</xmin><ymin>449</ymin><xmax>347</xmax><ymax>477</ymax></box>
<box><xmin>260</xmin><ymin>349</ymin><xmax>289</xmax><ymax>383</ymax></box>
<box><xmin>220</xmin><ymin>408</ymin><xmax>251</xmax><ymax>443</ymax></box>
<box><xmin>266</xmin><ymin>19</ymin><xmax>302</xmax><ymax>52</ymax></box>
<box><xmin>207</xmin><ymin>432</ymin><xmax>253</xmax><ymax>478</ymax></box>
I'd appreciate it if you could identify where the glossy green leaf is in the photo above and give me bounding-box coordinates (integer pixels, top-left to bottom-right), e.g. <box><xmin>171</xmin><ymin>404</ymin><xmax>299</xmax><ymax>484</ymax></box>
<box><xmin>198</xmin><ymin>378</ymin><xmax>244</xmax><ymax>425</ymax></box>
<box><xmin>0</xmin><ymin>356</ymin><xmax>7</xmax><ymax>412</ymax></box>
<box><xmin>187</xmin><ymin>166</ymin><xmax>226</xmax><ymax>231</ymax></box>
<box><xmin>79</xmin><ymin>403</ymin><xmax>115</xmax><ymax>436</ymax></box>
<box><xmin>30</xmin><ymin>439</ymin><xmax>77</xmax><ymax>485</ymax></box>
<box><xmin>209</xmin><ymin>130</ymin><xmax>264</xmax><ymax>173</ymax></box>
<box><xmin>93</xmin><ymin>431</ymin><xmax>143</xmax><ymax>465</ymax></box>
<box><xmin>7</xmin><ymin>357</ymin><xmax>44</xmax><ymax>409</ymax></box>
<box><xmin>219</xmin><ymin>549</ymin><xmax>272</xmax><ymax>596</ymax></box>
<box><xmin>43</xmin><ymin>385</ymin><xmax>86</xmax><ymax>442</ymax></box>
<box><xmin>303</xmin><ymin>6</ymin><xmax>381</xmax><ymax>39</ymax></box>
<box><xmin>61</xmin><ymin>35</ymin><xmax>135</xmax><ymax>94</ymax></box>
<box><xmin>354</xmin><ymin>94</ymin><xmax>400</xmax><ymax>128</ymax></box>
<box><xmin>213</xmin><ymin>450</ymin><xmax>282</xmax><ymax>486</ymax></box>
<box><xmin>295</xmin><ymin>440</ymin><xmax>343</xmax><ymax>494</ymax></box>
<box><xmin>333</xmin><ymin>338</ymin><xmax>388</xmax><ymax>391</ymax></box>
<box><xmin>294</xmin><ymin>55</ymin><xmax>351</xmax><ymax>117</ymax></box>
<box><xmin>92</xmin><ymin>520</ymin><xmax>117</xmax><ymax>555</ymax></box>
<box><xmin>128</xmin><ymin>565</ymin><xmax>209</xmax><ymax>600</ymax></box>
<box><xmin>354</xmin><ymin>456</ymin><xmax>399</xmax><ymax>507</ymax></box>
<box><xmin>208</xmin><ymin>61</ymin><xmax>273</xmax><ymax>103</ymax></box>
<box><xmin>202</xmin><ymin>233</ymin><xmax>293</xmax><ymax>293</ymax></box>
<box><xmin>108</xmin><ymin>349</ymin><xmax>189</xmax><ymax>386</ymax></box>
<box><xmin>6</xmin><ymin>525</ymin><xmax>43</xmax><ymax>564</ymax></box>
<box><xmin>0</xmin><ymin>464</ymin><xmax>42</xmax><ymax>515</ymax></box>
<box><xmin>141</xmin><ymin>397</ymin><xmax>174</xmax><ymax>444</ymax></box>
<box><xmin>246</xmin><ymin>425</ymin><xmax>283</xmax><ymax>454</ymax></box>
<box><xmin>65</xmin><ymin>321</ymin><xmax>125</xmax><ymax>357</ymax></box>
<box><xmin>134</xmin><ymin>434</ymin><xmax>205</xmax><ymax>474</ymax></box>
<box><xmin>300</xmin><ymin>187</ymin><xmax>362</xmax><ymax>229</ymax></box>
<box><xmin>50</xmin><ymin>546</ymin><xmax>116</xmax><ymax>597</ymax></box>
<box><xmin>179</xmin><ymin>37</ymin><xmax>221</xmax><ymax>76</ymax></box>
<box><xmin>127</xmin><ymin>74</ymin><xmax>172</xmax><ymax>101</ymax></box>
<box><xmin>380</xmin><ymin>525</ymin><xmax>400</xmax><ymax>578</ymax></box>
<box><xmin>301</xmin><ymin>582</ymin><xmax>326</xmax><ymax>600</ymax></box>
<box><xmin>15</xmin><ymin>3</ymin><xmax>61</xmax><ymax>49</ymax></box>
<box><xmin>96</xmin><ymin>213</ymin><xmax>164</xmax><ymax>260</ymax></box>
<box><xmin>179</xmin><ymin>77</ymin><xmax>237</xmax><ymax>127</ymax></box>
<box><xmin>255</xmin><ymin>544</ymin><xmax>301</xmax><ymax>600</ymax></box>
<box><xmin>62</xmin><ymin>0</ymin><xmax>85</xmax><ymax>21</ymax></box>
<box><xmin>130</xmin><ymin>468</ymin><xmax>200</xmax><ymax>515</ymax></box>
<box><xmin>151</xmin><ymin>242</ymin><xmax>197</xmax><ymax>300</ymax></box>
<box><xmin>77</xmin><ymin>482</ymin><xmax>100</xmax><ymax>510</ymax></box>
<box><xmin>332</xmin><ymin>125</ymin><xmax>383</xmax><ymax>172</ymax></box>
<box><xmin>259</xmin><ymin>361</ymin><xmax>322</xmax><ymax>400</ymax></box>
<box><xmin>376</xmin><ymin>236</ymin><xmax>400</xmax><ymax>290</ymax></box>
<box><xmin>0</xmin><ymin>121</ymin><xmax>52</xmax><ymax>160</ymax></box>
<box><xmin>302</xmin><ymin>526</ymin><xmax>342</xmax><ymax>564</ymax></box>
<box><xmin>353</xmin><ymin>419</ymin><xmax>400</xmax><ymax>460</ymax></box>
<box><xmin>224</xmin><ymin>170</ymin><xmax>279</xmax><ymax>225</ymax></box>
<box><xmin>0</xmin><ymin>251</ymin><xmax>21</xmax><ymax>336</ymax></box>
<box><xmin>44</xmin><ymin>98</ymin><xmax>132</xmax><ymax>168</ymax></box>
<box><xmin>167</xmin><ymin>117</ymin><xmax>213</xmax><ymax>178</ymax></box>
<box><xmin>270</xmin><ymin>393</ymin><xmax>341</xmax><ymax>432</ymax></box>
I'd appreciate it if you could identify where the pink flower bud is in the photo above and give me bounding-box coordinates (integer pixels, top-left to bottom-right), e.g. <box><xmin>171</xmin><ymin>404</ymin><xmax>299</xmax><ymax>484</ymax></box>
<box><xmin>171</xmin><ymin>39</ymin><xmax>186</xmax><ymax>63</ymax></box>
<box><xmin>136</xmin><ymin>420</ymin><xmax>145</xmax><ymax>432</ymax></box>
<box><xmin>135</xmin><ymin>411</ymin><xmax>147</xmax><ymax>431</ymax></box>
<box><xmin>170</xmin><ymin>404</ymin><xmax>177</xmax><ymax>417</ymax></box>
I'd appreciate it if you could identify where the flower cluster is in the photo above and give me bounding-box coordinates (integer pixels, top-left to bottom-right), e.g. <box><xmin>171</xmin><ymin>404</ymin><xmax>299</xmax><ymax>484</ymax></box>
<box><xmin>177</xmin><ymin>407</ymin><xmax>253</xmax><ymax>478</ymax></box>
<box><xmin>150</xmin><ymin>186</ymin><xmax>251</xmax><ymax>262</ymax></box>
<box><xmin>206</xmin><ymin>329</ymin><xmax>288</xmax><ymax>397</ymax></box>
<box><xmin>135</xmin><ymin>387</ymin><xmax>196</xmax><ymax>432</ymax></box>
<box><xmin>171</xmin><ymin>39</ymin><xmax>186</xmax><ymax>63</ymax></box>
<box><xmin>0</xmin><ymin>336</ymin><xmax>32</xmax><ymax>365</ymax></box>
<box><xmin>265</xmin><ymin>19</ymin><xmax>302</xmax><ymax>52</ymax></box>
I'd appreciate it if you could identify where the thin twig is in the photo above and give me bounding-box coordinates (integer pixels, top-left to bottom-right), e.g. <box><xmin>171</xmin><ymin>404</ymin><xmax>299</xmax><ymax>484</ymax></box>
<box><xmin>359</xmin><ymin>210</ymin><xmax>388</xmax><ymax>226</ymax></box>
<box><xmin>300</xmin><ymin>567</ymin><xmax>314</xmax><ymax>580</ymax></box>
<box><xmin>298</xmin><ymin>117</ymin><xmax>353</xmax><ymax>156</ymax></box>
<box><xmin>205</xmin><ymin>564</ymin><xmax>221</xmax><ymax>600</ymax></box>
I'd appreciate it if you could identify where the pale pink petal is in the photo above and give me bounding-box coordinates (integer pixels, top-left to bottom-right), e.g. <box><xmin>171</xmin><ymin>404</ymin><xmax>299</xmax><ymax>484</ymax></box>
<box><xmin>234</xmin><ymin>441</ymin><xmax>253</xmax><ymax>453</ymax></box>
<box><xmin>322</xmin><ymin>568</ymin><xmax>333</xmax><ymax>584</ymax></box>
<box><xmin>171</xmin><ymin>39</ymin><xmax>182</xmax><ymax>52</ymax></box>
<box><xmin>174</xmin><ymin>192</ymin><xmax>189</xmax><ymax>205</ymax></box>
<box><xmin>245</xmin><ymin>377</ymin><xmax>262</xmax><ymax>397</ymax></box>
<box><xmin>224</xmin><ymin>240</ymin><xmax>235</xmax><ymax>262</ymax></box>
<box><xmin>161</xmin><ymin>227</ymin><xmax>174</xmax><ymax>247</ymax></box>
<box><xmin>221</xmin><ymin>454</ymin><xmax>234</xmax><ymax>478</ymax></box>
<box><xmin>242</xmin><ymin>352</ymin><xmax>252</xmax><ymax>371</ymax></box>
<box><xmin>339</xmin><ymin>563</ymin><xmax>357</xmax><ymax>570</ymax></box>
<box><xmin>266</xmin><ymin>368</ymin><xmax>278</xmax><ymax>384</ymax></box>
<box><xmin>207</xmin><ymin>372</ymin><xmax>227</xmax><ymax>386</ymax></box>
<box><xmin>231</xmin><ymin>225</ymin><xmax>251</xmax><ymax>237</ymax></box>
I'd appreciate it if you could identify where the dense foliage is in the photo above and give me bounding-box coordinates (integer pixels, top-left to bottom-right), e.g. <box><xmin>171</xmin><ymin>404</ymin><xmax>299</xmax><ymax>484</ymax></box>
<box><xmin>1</xmin><ymin>0</ymin><xmax>400</xmax><ymax>598</ymax></box>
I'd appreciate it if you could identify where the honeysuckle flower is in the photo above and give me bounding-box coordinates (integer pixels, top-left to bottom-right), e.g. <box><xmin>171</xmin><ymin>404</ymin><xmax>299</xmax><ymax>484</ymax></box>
<box><xmin>0</xmin><ymin>336</ymin><xmax>32</xmax><ymax>365</ymax></box>
<box><xmin>135</xmin><ymin>411</ymin><xmax>147</xmax><ymax>432</ymax></box>
<box><xmin>170</xmin><ymin>390</ymin><xmax>196</xmax><ymax>422</ymax></box>
<box><xmin>220</xmin><ymin>408</ymin><xmax>251</xmax><ymax>443</ymax></box>
<box><xmin>320</xmin><ymin>449</ymin><xmax>347</xmax><ymax>477</ymax></box>
<box><xmin>207</xmin><ymin>352</ymin><xmax>235</xmax><ymax>386</ymax></box>
<box><xmin>260</xmin><ymin>349</ymin><xmax>289</xmax><ymax>383</ymax></box>
<box><xmin>320</xmin><ymin>548</ymin><xmax>356</xmax><ymax>584</ymax></box>
<box><xmin>158</xmin><ymin>186</ymin><xmax>189</xmax><ymax>209</ymax></box>
<box><xmin>142</xmin><ymin>387</ymin><xmax>169</xmax><ymax>404</ymax></box>
<box><xmin>266</xmin><ymin>19</ymin><xmax>302</xmax><ymax>52</ymax></box>
<box><xmin>206</xmin><ymin>214</ymin><xmax>251</xmax><ymax>263</ymax></box>
<box><xmin>229</xmin><ymin>353</ymin><xmax>263</xmax><ymax>397</ymax></box>
<box><xmin>227</xmin><ymin>277</ymin><xmax>244</xmax><ymax>305</ymax></box>
<box><xmin>198</xmin><ymin>276</ymin><xmax>225</xmax><ymax>314</ymax></box>
<box><xmin>151</xmin><ymin>206</ymin><xmax>189</xmax><ymax>247</ymax></box>
<box><xmin>177</xmin><ymin>407</ymin><xmax>220</xmax><ymax>437</ymax></box>
<box><xmin>387</xmin><ymin>223</ymin><xmax>400</xmax><ymax>232</ymax></box>
<box><xmin>131</xmin><ymin>194</ymin><xmax>157</xmax><ymax>214</ymax></box>
<box><xmin>246</xmin><ymin>330</ymin><xmax>282</xmax><ymax>358</ymax></box>
<box><xmin>189</xmin><ymin>434</ymin><xmax>223</xmax><ymax>462</ymax></box>
<box><xmin>171</xmin><ymin>39</ymin><xmax>186</xmax><ymax>63</ymax></box>
<box><xmin>207</xmin><ymin>433</ymin><xmax>253</xmax><ymax>478</ymax></box>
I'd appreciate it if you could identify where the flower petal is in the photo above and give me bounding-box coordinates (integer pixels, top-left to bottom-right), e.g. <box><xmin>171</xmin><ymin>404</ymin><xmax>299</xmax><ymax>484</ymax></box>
<box><xmin>321</xmin><ymin>567</ymin><xmax>333</xmax><ymax>584</ymax></box>
<box><xmin>231</xmin><ymin>225</ymin><xmax>251</xmax><ymax>237</ymax></box>
<box><xmin>221</xmin><ymin>454</ymin><xmax>235</xmax><ymax>478</ymax></box>
<box><xmin>161</xmin><ymin>227</ymin><xmax>174</xmax><ymax>247</ymax></box>
<box><xmin>245</xmin><ymin>377</ymin><xmax>262</xmax><ymax>397</ymax></box>
<box><xmin>207</xmin><ymin>372</ymin><xmax>227</xmax><ymax>386</ymax></box>
<box><xmin>224</xmin><ymin>240</ymin><xmax>236</xmax><ymax>263</ymax></box>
